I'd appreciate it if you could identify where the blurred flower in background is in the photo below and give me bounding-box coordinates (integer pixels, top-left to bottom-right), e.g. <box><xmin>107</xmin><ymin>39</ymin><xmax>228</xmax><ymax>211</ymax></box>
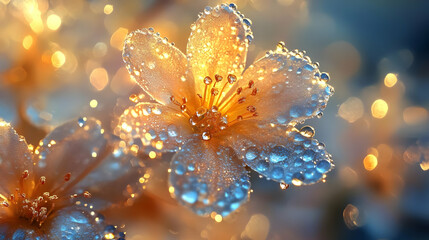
<box><xmin>1</xmin><ymin>0</ymin><xmax>429</xmax><ymax>239</ymax></box>
<box><xmin>0</xmin><ymin>118</ymin><xmax>132</xmax><ymax>239</ymax></box>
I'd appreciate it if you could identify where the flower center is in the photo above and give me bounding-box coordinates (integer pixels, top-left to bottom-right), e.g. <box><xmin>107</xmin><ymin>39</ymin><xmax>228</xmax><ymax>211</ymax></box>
<box><xmin>0</xmin><ymin>170</ymin><xmax>91</xmax><ymax>227</ymax></box>
<box><xmin>170</xmin><ymin>74</ymin><xmax>259</xmax><ymax>140</ymax></box>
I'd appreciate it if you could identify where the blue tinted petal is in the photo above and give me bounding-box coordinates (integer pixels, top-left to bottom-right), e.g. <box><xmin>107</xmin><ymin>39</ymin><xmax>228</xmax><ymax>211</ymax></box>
<box><xmin>224</xmin><ymin>121</ymin><xmax>334</xmax><ymax>186</ymax></box>
<box><xmin>169</xmin><ymin>136</ymin><xmax>250</xmax><ymax>217</ymax></box>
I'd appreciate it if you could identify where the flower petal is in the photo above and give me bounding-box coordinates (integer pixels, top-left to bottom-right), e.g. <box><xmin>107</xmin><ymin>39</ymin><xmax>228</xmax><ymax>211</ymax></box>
<box><xmin>223</xmin><ymin>121</ymin><xmax>334</xmax><ymax>185</ymax></box>
<box><xmin>33</xmin><ymin>118</ymin><xmax>108</xmax><ymax>195</ymax></box>
<box><xmin>240</xmin><ymin>48</ymin><xmax>334</xmax><ymax>125</ymax></box>
<box><xmin>169</xmin><ymin>135</ymin><xmax>250</xmax><ymax>217</ymax></box>
<box><xmin>187</xmin><ymin>4</ymin><xmax>252</xmax><ymax>95</ymax></box>
<box><xmin>0</xmin><ymin>119</ymin><xmax>33</xmax><ymax>195</ymax></box>
<box><xmin>0</xmin><ymin>205</ymin><xmax>125</xmax><ymax>239</ymax></box>
<box><xmin>115</xmin><ymin>102</ymin><xmax>193</xmax><ymax>152</ymax></box>
<box><xmin>123</xmin><ymin>28</ymin><xmax>197</xmax><ymax>108</ymax></box>
<box><xmin>75</xmin><ymin>144</ymin><xmax>145</xmax><ymax>210</ymax></box>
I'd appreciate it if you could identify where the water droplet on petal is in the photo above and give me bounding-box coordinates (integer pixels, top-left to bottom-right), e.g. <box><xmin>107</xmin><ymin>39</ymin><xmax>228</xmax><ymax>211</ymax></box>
<box><xmin>245</xmin><ymin>147</ymin><xmax>259</xmax><ymax>161</ymax></box>
<box><xmin>316</xmin><ymin>160</ymin><xmax>332</xmax><ymax>173</ymax></box>
<box><xmin>243</xmin><ymin>18</ymin><xmax>252</xmax><ymax>27</ymax></box>
<box><xmin>78</xmin><ymin>117</ymin><xmax>87</xmax><ymax>127</ymax></box>
<box><xmin>167</xmin><ymin>124</ymin><xmax>178</xmax><ymax>137</ymax></box>
<box><xmin>300</xmin><ymin>126</ymin><xmax>315</xmax><ymax>138</ymax></box>
<box><xmin>204</xmin><ymin>6</ymin><xmax>212</xmax><ymax>15</ymax></box>
<box><xmin>269</xmin><ymin>145</ymin><xmax>289</xmax><ymax>163</ymax></box>
<box><xmin>280</xmin><ymin>182</ymin><xmax>289</xmax><ymax>190</ymax></box>
<box><xmin>320</xmin><ymin>72</ymin><xmax>330</xmax><ymax>82</ymax></box>
<box><xmin>181</xmin><ymin>190</ymin><xmax>198</xmax><ymax>204</ymax></box>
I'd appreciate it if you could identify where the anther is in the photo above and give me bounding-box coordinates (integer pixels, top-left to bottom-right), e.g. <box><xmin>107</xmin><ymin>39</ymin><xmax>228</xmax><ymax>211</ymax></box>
<box><xmin>247</xmin><ymin>106</ymin><xmax>256</xmax><ymax>112</ymax></box>
<box><xmin>204</xmin><ymin>76</ymin><xmax>212</xmax><ymax>85</ymax></box>
<box><xmin>197</xmin><ymin>94</ymin><xmax>202</xmax><ymax>99</ymax></box>
<box><xmin>251</xmin><ymin>88</ymin><xmax>258</xmax><ymax>96</ymax></box>
<box><xmin>201</xmin><ymin>132</ymin><xmax>211</xmax><ymax>141</ymax></box>
<box><xmin>211</xmin><ymin>88</ymin><xmax>219</xmax><ymax>96</ymax></box>
<box><xmin>237</xmin><ymin>115</ymin><xmax>243</xmax><ymax>121</ymax></box>
<box><xmin>182</xmin><ymin>97</ymin><xmax>187</xmax><ymax>104</ymax></box>
<box><xmin>83</xmin><ymin>191</ymin><xmax>92</xmax><ymax>198</ymax></box>
<box><xmin>248</xmin><ymin>80</ymin><xmax>254</xmax><ymax>88</ymax></box>
<box><xmin>170</xmin><ymin>96</ymin><xmax>181</xmax><ymax>106</ymax></box>
<box><xmin>227</xmin><ymin>74</ymin><xmax>237</xmax><ymax>84</ymax></box>
<box><xmin>2</xmin><ymin>201</ymin><xmax>9</xmax><ymax>207</ymax></box>
<box><xmin>40</xmin><ymin>176</ymin><xmax>46</xmax><ymax>185</ymax></box>
<box><xmin>215</xmin><ymin>74</ymin><xmax>223</xmax><ymax>82</ymax></box>
<box><xmin>22</xmin><ymin>170</ymin><xmax>29</xmax><ymax>179</ymax></box>
<box><xmin>64</xmin><ymin>173</ymin><xmax>71</xmax><ymax>182</ymax></box>
<box><xmin>237</xmin><ymin>87</ymin><xmax>242</xmax><ymax>95</ymax></box>
<box><xmin>180</xmin><ymin>104</ymin><xmax>187</xmax><ymax>111</ymax></box>
<box><xmin>238</xmin><ymin>97</ymin><xmax>246</xmax><ymax>104</ymax></box>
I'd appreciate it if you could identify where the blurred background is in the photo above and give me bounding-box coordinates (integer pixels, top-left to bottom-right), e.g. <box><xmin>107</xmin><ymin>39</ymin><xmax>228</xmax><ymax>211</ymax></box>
<box><xmin>1</xmin><ymin>0</ymin><xmax>429</xmax><ymax>239</ymax></box>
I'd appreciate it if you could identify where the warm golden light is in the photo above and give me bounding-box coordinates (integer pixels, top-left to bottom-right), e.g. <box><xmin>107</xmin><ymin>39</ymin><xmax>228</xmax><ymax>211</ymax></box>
<box><xmin>110</xmin><ymin>27</ymin><xmax>128</xmax><ymax>50</ymax></box>
<box><xmin>51</xmin><ymin>51</ymin><xmax>66</xmax><ymax>68</ymax></box>
<box><xmin>104</xmin><ymin>4</ymin><xmax>114</xmax><ymax>15</ymax></box>
<box><xmin>22</xmin><ymin>35</ymin><xmax>33</xmax><ymax>50</ymax></box>
<box><xmin>291</xmin><ymin>178</ymin><xmax>303</xmax><ymax>186</ymax></box>
<box><xmin>384</xmin><ymin>73</ymin><xmax>397</xmax><ymax>88</ymax></box>
<box><xmin>363</xmin><ymin>154</ymin><xmax>378</xmax><ymax>171</ymax></box>
<box><xmin>155</xmin><ymin>141</ymin><xmax>163</xmax><ymax>150</ymax></box>
<box><xmin>104</xmin><ymin>233</ymin><xmax>115</xmax><ymax>239</ymax></box>
<box><xmin>30</xmin><ymin>19</ymin><xmax>44</xmax><ymax>33</ymax></box>
<box><xmin>47</xmin><ymin>14</ymin><xmax>62</xmax><ymax>31</ymax></box>
<box><xmin>149</xmin><ymin>151</ymin><xmax>156</xmax><ymax>159</ymax></box>
<box><xmin>420</xmin><ymin>162</ymin><xmax>429</xmax><ymax>171</ymax></box>
<box><xmin>89</xmin><ymin>68</ymin><xmax>109</xmax><ymax>91</ymax></box>
<box><xmin>89</xmin><ymin>99</ymin><xmax>98</xmax><ymax>108</ymax></box>
<box><xmin>214</xmin><ymin>214</ymin><xmax>223</xmax><ymax>223</ymax></box>
<box><xmin>371</xmin><ymin>99</ymin><xmax>388</xmax><ymax>119</ymax></box>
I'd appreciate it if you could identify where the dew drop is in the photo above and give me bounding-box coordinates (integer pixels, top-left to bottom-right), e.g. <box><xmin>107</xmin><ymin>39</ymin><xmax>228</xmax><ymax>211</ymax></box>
<box><xmin>167</xmin><ymin>124</ymin><xmax>178</xmax><ymax>137</ymax></box>
<box><xmin>280</xmin><ymin>182</ymin><xmax>289</xmax><ymax>190</ymax></box>
<box><xmin>187</xmin><ymin>163</ymin><xmax>195</xmax><ymax>171</ymax></box>
<box><xmin>204</xmin><ymin>6</ymin><xmax>212</xmax><ymax>15</ymax></box>
<box><xmin>78</xmin><ymin>117</ymin><xmax>87</xmax><ymax>127</ymax></box>
<box><xmin>302</xmin><ymin>150</ymin><xmax>315</xmax><ymax>162</ymax></box>
<box><xmin>303</xmin><ymin>64</ymin><xmax>314</xmax><ymax>72</ymax></box>
<box><xmin>256</xmin><ymin>160</ymin><xmax>269</xmax><ymax>172</ymax></box>
<box><xmin>320</xmin><ymin>72</ymin><xmax>330</xmax><ymax>82</ymax></box>
<box><xmin>316</xmin><ymin>160</ymin><xmax>332</xmax><ymax>173</ymax></box>
<box><xmin>229</xmin><ymin>3</ymin><xmax>237</xmax><ymax>10</ymax></box>
<box><xmin>181</xmin><ymin>190</ymin><xmax>198</xmax><ymax>204</ymax></box>
<box><xmin>243</xmin><ymin>18</ymin><xmax>252</xmax><ymax>27</ymax></box>
<box><xmin>244</xmin><ymin>147</ymin><xmax>259</xmax><ymax>161</ymax></box>
<box><xmin>300</xmin><ymin>126</ymin><xmax>315</xmax><ymax>138</ymax></box>
<box><xmin>174</xmin><ymin>164</ymin><xmax>185</xmax><ymax>175</ymax></box>
<box><xmin>202</xmin><ymin>132</ymin><xmax>211</xmax><ymax>141</ymax></box>
<box><xmin>269</xmin><ymin>145</ymin><xmax>289</xmax><ymax>163</ymax></box>
<box><xmin>147</xmin><ymin>62</ymin><xmax>155</xmax><ymax>70</ymax></box>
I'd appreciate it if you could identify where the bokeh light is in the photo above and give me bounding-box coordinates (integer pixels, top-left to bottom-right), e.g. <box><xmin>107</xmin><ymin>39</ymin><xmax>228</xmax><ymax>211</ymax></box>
<box><xmin>371</xmin><ymin>99</ymin><xmax>388</xmax><ymax>119</ymax></box>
